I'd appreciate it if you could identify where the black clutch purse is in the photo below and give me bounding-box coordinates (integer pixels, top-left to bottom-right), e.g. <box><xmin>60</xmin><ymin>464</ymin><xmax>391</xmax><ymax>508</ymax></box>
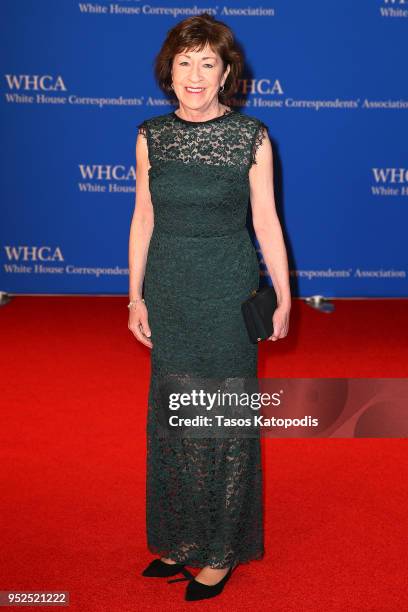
<box><xmin>241</xmin><ymin>285</ymin><xmax>278</xmax><ymax>344</ymax></box>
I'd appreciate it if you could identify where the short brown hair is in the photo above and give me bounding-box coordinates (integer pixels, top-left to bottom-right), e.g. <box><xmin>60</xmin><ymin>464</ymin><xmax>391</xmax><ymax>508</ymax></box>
<box><xmin>154</xmin><ymin>13</ymin><xmax>244</xmax><ymax>103</ymax></box>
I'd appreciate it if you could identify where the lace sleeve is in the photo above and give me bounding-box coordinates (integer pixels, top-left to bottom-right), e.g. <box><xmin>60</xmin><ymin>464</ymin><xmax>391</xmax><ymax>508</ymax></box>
<box><xmin>250</xmin><ymin>120</ymin><xmax>269</xmax><ymax>167</ymax></box>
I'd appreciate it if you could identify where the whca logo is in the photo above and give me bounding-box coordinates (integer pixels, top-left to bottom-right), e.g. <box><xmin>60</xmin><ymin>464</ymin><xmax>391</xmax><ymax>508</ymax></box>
<box><xmin>4</xmin><ymin>246</ymin><xmax>64</xmax><ymax>261</ymax></box>
<box><xmin>4</xmin><ymin>75</ymin><xmax>67</xmax><ymax>91</ymax></box>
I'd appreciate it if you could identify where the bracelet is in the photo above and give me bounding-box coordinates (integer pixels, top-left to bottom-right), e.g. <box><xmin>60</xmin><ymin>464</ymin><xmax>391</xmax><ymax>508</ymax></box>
<box><xmin>128</xmin><ymin>298</ymin><xmax>145</xmax><ymax>309</ymax></box>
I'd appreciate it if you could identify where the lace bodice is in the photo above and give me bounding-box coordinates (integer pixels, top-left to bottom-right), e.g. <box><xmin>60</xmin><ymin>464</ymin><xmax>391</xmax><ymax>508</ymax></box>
<box><xmin>138</xmin><ymin>108</ymin><xmax>268</xmax><ymax>169</ymax></box>
<box><xmin>136</xmin><ymin>108</ymin><xmax>268</xmax><ymax>239</ymax></box>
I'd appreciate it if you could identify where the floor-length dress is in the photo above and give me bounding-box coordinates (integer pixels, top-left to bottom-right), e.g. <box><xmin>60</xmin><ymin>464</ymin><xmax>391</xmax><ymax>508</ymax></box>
<box><xmin>138</xmin><ymin>107</ymin><xmax>268</xmax><ymax>569</ymax></box>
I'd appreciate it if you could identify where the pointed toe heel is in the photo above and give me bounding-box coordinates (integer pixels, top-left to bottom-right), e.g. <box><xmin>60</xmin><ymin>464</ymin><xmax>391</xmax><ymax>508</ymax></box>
<box><xmin>184</xmin><ymin>564</ymin><xmax>237</xmax><ymax>601</ymax></box>
<box><xmin>142</xmin><ymin>557</ymin><xmax>194</xmax><ymax>582</ymax></box>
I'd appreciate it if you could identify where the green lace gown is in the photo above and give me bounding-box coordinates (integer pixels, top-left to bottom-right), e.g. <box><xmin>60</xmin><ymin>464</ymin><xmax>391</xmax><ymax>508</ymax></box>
<box><xmin>138</xmin><ymin>107</ymin><xmax>268</xmax><ymax>569</ymax></box>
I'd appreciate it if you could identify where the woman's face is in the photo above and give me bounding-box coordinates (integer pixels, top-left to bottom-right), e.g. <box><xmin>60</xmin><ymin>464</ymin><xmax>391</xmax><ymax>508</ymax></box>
<box><xmin>171</xmin><ymin>44</ymin><xmax>230</xmax><ymax>110</ymax></box>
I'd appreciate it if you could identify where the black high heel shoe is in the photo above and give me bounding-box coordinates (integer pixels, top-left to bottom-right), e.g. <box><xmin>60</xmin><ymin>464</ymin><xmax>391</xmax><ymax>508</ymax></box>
<box><xmin>184</xmin><ymin>563</ymin><xmax>238</xmax><ymax>601</ymax></box>
<box><xmin>142</xmin><ymin>558</ymin><xmax>194</xmax><ymax>583</ymax></box>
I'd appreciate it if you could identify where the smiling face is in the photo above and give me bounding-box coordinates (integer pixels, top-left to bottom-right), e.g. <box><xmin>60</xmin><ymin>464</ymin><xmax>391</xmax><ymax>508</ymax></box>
<box><xmin>171</xmin><ymin>43</ymin><xmax>230</xmax><ymax>112</ymax></box>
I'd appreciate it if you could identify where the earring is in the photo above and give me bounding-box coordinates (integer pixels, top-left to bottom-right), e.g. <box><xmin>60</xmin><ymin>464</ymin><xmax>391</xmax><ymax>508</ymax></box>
<box><xmin>219</xmin><ymin>84</ymin><xmax>224</xmax><ymax>92</ymax></box>
<box><xmin>170</xmin><ymin>83</ymin><xmax>174</xmax><ymax>90</ymax></box>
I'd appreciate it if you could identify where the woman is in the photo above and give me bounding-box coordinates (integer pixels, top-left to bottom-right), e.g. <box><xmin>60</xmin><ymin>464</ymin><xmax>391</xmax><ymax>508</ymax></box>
<box><xmin>128</xmin><ymin>13</ymin><xmax>291</xmax><ymax>602</ymax></box>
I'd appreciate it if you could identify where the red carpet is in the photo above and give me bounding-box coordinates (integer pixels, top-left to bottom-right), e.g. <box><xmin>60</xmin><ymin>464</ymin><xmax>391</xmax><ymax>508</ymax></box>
<box><xmin>1</xmin><ymin>296</ymin><xmax>407</xmax><ymax>611</ymax></box>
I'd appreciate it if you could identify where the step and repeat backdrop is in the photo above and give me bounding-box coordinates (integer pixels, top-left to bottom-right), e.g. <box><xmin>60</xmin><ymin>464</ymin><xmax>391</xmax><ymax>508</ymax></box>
<box><xmin>1</xmin><ymin>1</ymin><xmax>407</xmax><ymax>297</ymax></box>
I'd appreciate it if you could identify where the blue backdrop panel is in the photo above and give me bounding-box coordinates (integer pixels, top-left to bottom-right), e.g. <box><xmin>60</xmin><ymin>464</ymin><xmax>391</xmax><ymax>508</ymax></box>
<box><xmin>1</xmin><ymin>1</ymin><xmax>407</xmax><ymax>296</ymax></box>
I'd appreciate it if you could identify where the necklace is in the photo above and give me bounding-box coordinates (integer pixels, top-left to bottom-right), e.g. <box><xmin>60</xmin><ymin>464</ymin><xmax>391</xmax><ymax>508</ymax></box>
<box><xmin>173</xmin><ymin>104</ymin><xmax>231</xmax><ymax>123</ymax></box>
<box><xmin>173</xmin><ymin>106</ymin><xmax>231</xmax><ymax>123</ymax></box>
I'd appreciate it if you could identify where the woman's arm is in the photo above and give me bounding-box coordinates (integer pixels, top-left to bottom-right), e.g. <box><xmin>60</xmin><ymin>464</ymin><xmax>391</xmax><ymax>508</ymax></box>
<box><xmin>128</xmin><ymin>129</ymin><xmax>154</xmax><ymax>347</ymax></box>
<box><xmin>249</xmin><ymin>128</ymin><xmax>291</xmax><ymax>340</ymax></box>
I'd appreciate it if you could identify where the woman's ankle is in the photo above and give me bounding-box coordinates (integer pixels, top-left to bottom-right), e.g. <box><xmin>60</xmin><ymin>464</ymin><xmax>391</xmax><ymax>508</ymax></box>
<box><xmin>195</xmin><ymin>565</ymin><xmax>231</xmax><ymax>585</ymax></box>
<box><xmin>160</xmin><ymin>556</ymin><xmax>177</xmax><ymax>565</ymax></box>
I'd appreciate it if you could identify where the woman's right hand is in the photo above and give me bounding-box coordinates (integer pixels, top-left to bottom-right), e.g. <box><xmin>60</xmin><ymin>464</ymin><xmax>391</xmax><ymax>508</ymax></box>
<box><xmin>128</xmin><ymin>301</ymin><xmax>153</xmax><ymax>349</ymax></box>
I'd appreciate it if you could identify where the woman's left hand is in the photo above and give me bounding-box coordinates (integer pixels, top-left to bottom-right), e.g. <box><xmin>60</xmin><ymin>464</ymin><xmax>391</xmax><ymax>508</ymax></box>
<box><xmin>267</xmin><ymin>303</ymin><xmax>290</xmax><ymax>341</ymax></box>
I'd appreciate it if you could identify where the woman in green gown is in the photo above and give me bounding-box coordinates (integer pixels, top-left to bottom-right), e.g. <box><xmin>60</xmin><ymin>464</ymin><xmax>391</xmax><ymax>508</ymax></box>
<box><xmin>128</xmin><ymin>13</ymin><xmax>291</xmax><ymax>602</ymax></box>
